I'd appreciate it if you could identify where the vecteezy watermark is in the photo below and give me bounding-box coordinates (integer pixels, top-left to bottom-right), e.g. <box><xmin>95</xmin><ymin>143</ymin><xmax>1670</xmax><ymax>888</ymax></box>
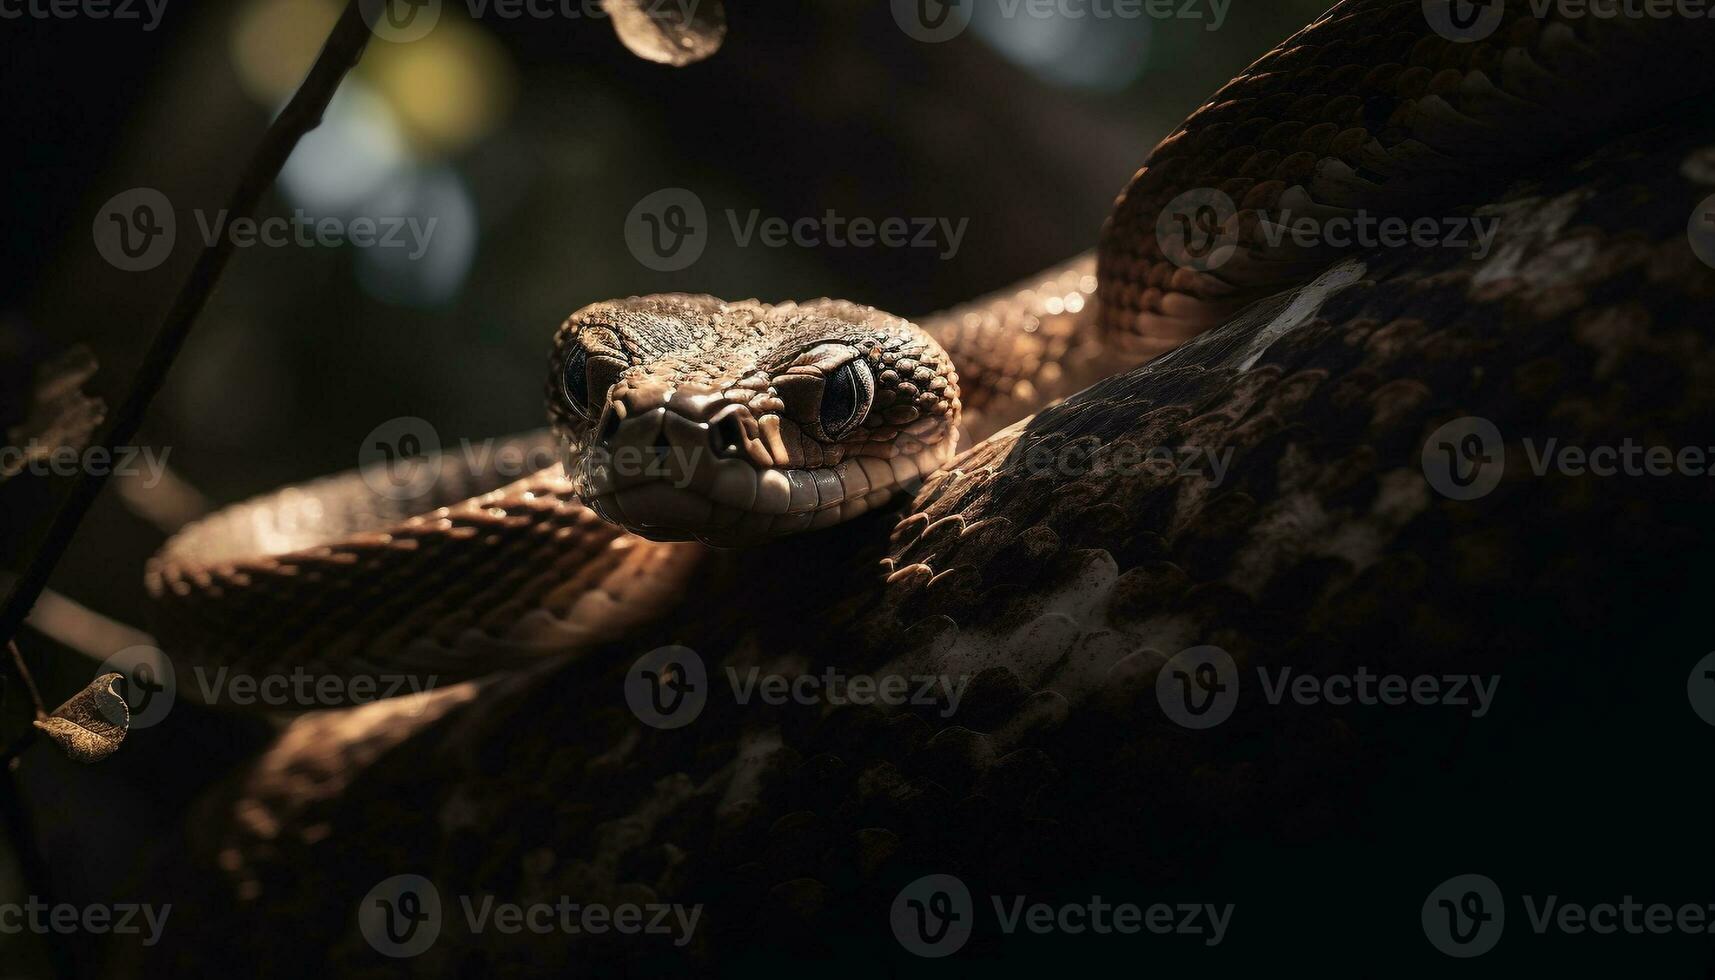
<box><xmin>1422</xmin><ymin>874</ymin><xmax>1505</xmax><ymax>957</ymax></box>
<box><xmin>1017</xmin><ymin>436</ymin><xmax>1232</xmax><ymax>486</ymax></box>
<box><xmin>358</xmin><ymin>874</ymin><xmax>701</xmax><ymax>957</ymax></box>
<box><xmin>1154</xmin><ymin>646</ymin><xmax>1500</xmax><ymax>730</ymax></box>
<box><xmin>1689</xmin><ymin>193</ymin><xmax>1715</xmax><ymax>270</ymax></box>
<box><xmin>624</xmin><ymin>646</ymin><xmax>709</xmax><ymax>729</ymax></box>
<box><xmin>359</xmin><ymin>416</ymin><xmax>446</xmax><ymax>501</ymax></box>
<box><xmin>727</xmin><ymin>666</ymin><xmax>968</xmax><ymax>718</ymax></box>
<box><xmin>1422</xmin><ymin>415</ymin><xmax>1715</xmax><ymax>501</ymax></box>
<box><xmin>624</xmin><ymin>188</ymin><xmax>970</xmax><ymax>272</ymax></box>
<box><xmin>0</xmin><ymin>442</ymin><xmax>171</xmax><ymax>487</ymax></box>
<box><xmin>890</xmin><ymin>874</ymin><xmax>1233</xmax><ymax>957</ymax></box>
<box><xmin>0</xmin><ymin>899</ymin><xmax>171</xmax><ymax>948</ymax></box>
<box><xmin>1424</xmin><ymin>874</ymin><xmax>1715</xmax><ymax>958</ymax></box>
<box><xmin>360</xmin><ymin>0</ymin><xmax>707</xmax><ymax>43</ymax></box>
<box><xmin>1421</xmin><ymin>416</ymin><xmax>1505</xmax><ymax>501</ymax></box>
<box><xmin>93</xmin><ymin>188</ymin><xmax>439</xmax><ymax>273</ymax></box>
<box><xmin>192</xmin><ymin>667</ymin><xmax>440</xmax><ymax>711</ymax></box>
<box><xmin>892</xmin><ymin>875</ymin><xmax>974</xmax><ymax>957</ymax></box>
<box><xmin>92</xmin><ymin>646</ymin><xmax>440</xmax><ymax>728</ymax></box>
<box><xmin>891</xmin><ymin>0</ymin><xmax>1230</xmax><ymax>43</ymax></box>
<box><xmin>92</xmin><ymin>187</ymin><xmax>175</xmax><ymax>272</ymax></box>
<box><xmin>1425</xmin><ymin>0</ymin><xmax>1715</xmax><ymax>43</ymax></box>
<box><xmin>1422</xmin><ymin>0</ymin><xmax>1507</xmax><ymax>41</ymax></box>
<box><xmin>1154</xmin><ymin>188</ymin><xmax>1500</xmax><ymax>273</ymax></box>
<box><xmin>1154</xmin><ymin>646</ymin><xmax>1240</xmax><ymax>729</ymax></box>
<box><xmin>0</xmin><ymin>0</ymin><xmax>167</xmax><ymax>30</ymax></box>
<box><xmin>357</xmin><ymin>418</ymin><xmax>571</xmax><ymax>502</ymax></box>
<box><xmin>1689</xmin><ymin>652</ymin><xmax>1715</xmax><ymax>726</ymax></box>
<box><xmin>624</xmin><ymin>646</ymin><xmax>969</xmax><ymax>728</ymax></box>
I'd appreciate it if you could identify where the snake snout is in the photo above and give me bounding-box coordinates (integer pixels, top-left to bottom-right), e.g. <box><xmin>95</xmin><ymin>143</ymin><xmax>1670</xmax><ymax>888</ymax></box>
<box><xmin>577</xmin><ymin>383</ymin><xmax>777</xmax><ymax>540</ymax></box>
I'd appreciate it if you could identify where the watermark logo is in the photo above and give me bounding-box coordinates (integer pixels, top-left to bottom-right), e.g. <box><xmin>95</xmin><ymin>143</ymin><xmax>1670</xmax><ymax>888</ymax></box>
<box><xmin>1155</xmin><ymin>647</ymin><xmax>1500</xmax><ymax>729</ymax></box>
<box><xmin>890</xmin><ymin>874</ymin><xmax>1234</xmax><ymax>957</ymax></box>
<box><xmin>626</xmin><ymin>188</ymin><xmax>709</xmax><ymax>272</ymax></box>
<box><xmin>0</xmin><ymin>899</ymin><xmax>171</xmax><ymax>948</ymax></box>
<box><xmin>354</xmin><ymin>422</ymin><xmax>571</xmax><ymax>504</ymax></box>
<box><xmin>1260</xmin><ymin>667</ymin><xmax>1499</xmax><ymax>717</ymax></box>
<box><xmin>892</xmin><ymin>0</ymin><xmax>1230</xmax><ymax>40</ymax></box>
<box><xmin>89</xmin><ymin>647</ymin><xmax>440</xmax><ymax>724</ymax></box>
<box><xmin>1426</xmin><ymin>874</ymin><xmax>1715</xmax><ymax>955</ymax></box>
<box><xmin>1425</xmin><ymin>417</ymin><xmax>1715</xmax><ymax>499</ymax></box>
<box><xmin>0</xmin><ymin>442</ymin><xmax>171</xmax><ymax>486</ymax></box>
<box><xmin>728</xmin><ymin>667</ymin><xmax>968</xmax><ymax>718</ymax></box>
<box><xmin>94</xmin><ymin>645</ymin><xmax>176</xmax><ymax>730</ymax></box>
<box><xmin>1156</xmin><ymin>188</ymin><xmax>1239</xmax><ymax>273</ymax></box>
<box><xmin>361</xmin><ymin>0</ymin><xmax>442</xmax><ymax>42</ymax></box>
<box><xmin>1423</xmin><ymin>0</ymin><xmax>1506</xmax><ymax>41</ymax></box>
<box><xmin>1422</xmin><ymin>416</ymin><xmax>1505</xmax><ymax>501</ymax></box>
<box><xmin>1689</xmin><ymin>652</ymin><xmax>1715</xmax><ymax>726</ymax></box>
<box><xmin>359</xmin><ymin>875</ymin><xmax>443</xmax><ymax>958</ymax></box>
<box><xmin>625</xmin><ymin>645</ymin><xmax>708</xmax><ymax>728</ymax></box>
<box><xmin>622</xmin><ymin>646</ymin><xmax>968</xmax><ymax>726</ymax></box>
<box><xmin>0</xmin><ymin>0</ymin><xmax>167</xmax><ymax>29</ymax></box>
<box><xmin>624</xmin><ymin>188</ymin><xmax>970</xmax><ymax>272</ymax></box>
<box><xmin>1156</xmin><ymin>190</ymin><xmax>1502</xmax><ymax>273</ymax></box>
<box><xmin>891</xmin><ymin>874</ymin><xmax>974</xmax><ymax>957</ymax></box>
<box><xmin>196</xmin><ymin>667</ymin><xmax>441</xmax><ymax>712</ymax></box>
<box><xmin>362</xmin><ymin>0</ymin><xmax>710</xmax><ymax>43</ymax></box>
<box><xmin>94</xmin><ymin>190</ymin><xmax>440</xmax><ymax>272</ymax></box>
<box><xmin>1018</xmin><ymin>437</ymin><xmax>1232</xmax><ymax>486</ymax></box>
<box><xmin>359</xmin><ymin>874</ymin><xmax>700</xmax><ymax>955</ymax></box>
<box><xmin>1423</xmin><ymin>874</ymin><xmax>1505</xmax><ymax>957</ymax></box>
<box><xmin>359</xmin><ymin>416</ymin><xmax>443</xmax><ymax>501</ymax></box>
<box><xmin>1688</xmin><ymin>193</ymin><xmax>1715</xmax><ymax>270</ymax></box>
<box><xmin>93</xmin><ymin>188</ymin><xmax>175</xmax><ymax>272</ymax></box>
<box><xmin>892</xmin><ymin>0</ymin><xmax>974</xmax><ymax>41</ymax></box>
<box><xmin>1155</xmin><ymin>645</ymin><xmax>1238</xmax><ymax>729</ymax></box>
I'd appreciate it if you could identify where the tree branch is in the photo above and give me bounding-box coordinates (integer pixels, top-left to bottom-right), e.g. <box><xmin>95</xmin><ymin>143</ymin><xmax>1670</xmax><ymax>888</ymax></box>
<box><xmin>0</xmin><ymin>0</ymin><xmax>374</xmax><ymax>649</ymax></box>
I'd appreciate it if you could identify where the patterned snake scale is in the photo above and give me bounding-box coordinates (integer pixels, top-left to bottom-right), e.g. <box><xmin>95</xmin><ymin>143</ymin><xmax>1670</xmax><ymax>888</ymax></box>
<box><xmin>128</xmin><ymin>2</ymin><xmax>1715</xmax><ymax>974</ymax></box>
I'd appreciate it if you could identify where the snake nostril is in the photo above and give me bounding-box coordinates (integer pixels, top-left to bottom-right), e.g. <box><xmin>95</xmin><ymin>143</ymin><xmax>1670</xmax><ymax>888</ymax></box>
<box><xmin>710</xmin><ymin>413</ymin><xmax>747</xmax><ymax>459</ymax></box>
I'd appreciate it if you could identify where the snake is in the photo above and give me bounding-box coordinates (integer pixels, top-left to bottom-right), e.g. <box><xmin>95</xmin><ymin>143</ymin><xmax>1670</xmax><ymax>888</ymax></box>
<box><xmin>129</xmin><ymin>5</ymin><xmax>1715</xmax><ymax>971</ymax></box>
<box><xmin>145</xmin><ymin>1</ymin><xmax>1714</xmax><ymax>685</ymax></box>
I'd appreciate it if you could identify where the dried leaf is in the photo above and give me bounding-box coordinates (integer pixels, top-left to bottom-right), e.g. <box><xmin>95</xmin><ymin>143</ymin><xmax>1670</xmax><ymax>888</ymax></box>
<box><xmin>602</xmin><ymin>0</ymin><xmax>726</xmax><ymax>66</ymax></box>
<box><xmin>33</xmin><ymin>673</ymin><xmax>129</xmax><ymax>763</ymax></box>
<box><xmin>3</xmin><ymin>343</ymin><xmax>106</xmax><ymax>483</ymax></box>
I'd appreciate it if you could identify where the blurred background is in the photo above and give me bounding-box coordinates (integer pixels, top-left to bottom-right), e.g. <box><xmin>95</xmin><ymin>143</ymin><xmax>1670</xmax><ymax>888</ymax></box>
<box><xmin>0</xmin><ymin>1</ymin><xmax>1330</xmax><ymax>973</ymax></box>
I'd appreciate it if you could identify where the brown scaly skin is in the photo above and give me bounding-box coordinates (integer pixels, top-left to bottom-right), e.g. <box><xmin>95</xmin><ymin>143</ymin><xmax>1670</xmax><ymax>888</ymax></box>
<box><xmin>139</xmin><ymin>122</ymin><xmax>1715</xmax><ymax>975</ymax></box>
<box><xmin>147</xmin><ymin>440</ymin><xmax>702</xmax><ymax>679</ymax></box>
<box><xmin>127</xmin><ymin>2</ymin><xmax>1715</xmax><ymax>975</ymax></box>
<box><xmin>1097</xmin><ymin>0</ymin><xmax>1713</xmax><ymax>355</ymax></box>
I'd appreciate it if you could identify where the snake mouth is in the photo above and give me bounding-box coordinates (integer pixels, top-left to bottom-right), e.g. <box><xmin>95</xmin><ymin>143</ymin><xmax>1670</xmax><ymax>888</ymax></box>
<box><xmin>568</xmin><ymin>406</ymin><xmax>953</xmax><ymax>546</ymax></box>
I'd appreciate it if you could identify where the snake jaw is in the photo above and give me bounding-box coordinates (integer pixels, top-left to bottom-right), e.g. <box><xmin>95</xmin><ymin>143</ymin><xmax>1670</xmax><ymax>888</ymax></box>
<box><xmin>549</xmin><ymin>295</ymin><xmax>961</xmax><ymax>545</ymax></box>
<box><xmin>565</xmin><ymin>394</ymin><xmax>958</xmax><ymax>547</ymax></box>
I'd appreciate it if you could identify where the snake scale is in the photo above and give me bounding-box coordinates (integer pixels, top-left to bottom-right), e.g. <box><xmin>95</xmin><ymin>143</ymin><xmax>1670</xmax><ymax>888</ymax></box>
<box><xmin>126</xmin><ymin>2</ymin><xmax>1715</xmax><ymax>974</ymax></box>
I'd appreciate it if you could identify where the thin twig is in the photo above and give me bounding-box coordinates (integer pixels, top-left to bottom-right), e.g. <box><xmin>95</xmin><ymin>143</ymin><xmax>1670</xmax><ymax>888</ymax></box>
<box><xmin>0</xmin><ymin>0</ymin><xmax>374</xmax><ymax>650</ymax></box>
<box><xmin>0</xmin><ymin>640</ymin><xmax>44</xmax><ymax>766</ymax></box>
<box><xmin>7</xmin><ymin>641</ymin><xmax>46</xmax><ymax>719</ymax></box>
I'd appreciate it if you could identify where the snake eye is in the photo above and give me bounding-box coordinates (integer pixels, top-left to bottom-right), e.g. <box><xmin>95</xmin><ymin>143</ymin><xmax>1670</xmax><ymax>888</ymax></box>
<box><xmin>819</xmin><ymin>359</ymin><xmax>874</xmax><ymax>440</ymax></box>
<box><xmin>561</xmin><ymin>342</ymin><xmax>593</xmax><ymax>420</ymax></box>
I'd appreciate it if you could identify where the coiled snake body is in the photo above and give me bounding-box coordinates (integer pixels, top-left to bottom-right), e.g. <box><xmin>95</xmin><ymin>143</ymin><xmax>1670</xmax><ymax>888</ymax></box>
<box><xmin>136</xmin><ymin>2</ymin><xmax>1715</xmax><ymax>973</ymax></box>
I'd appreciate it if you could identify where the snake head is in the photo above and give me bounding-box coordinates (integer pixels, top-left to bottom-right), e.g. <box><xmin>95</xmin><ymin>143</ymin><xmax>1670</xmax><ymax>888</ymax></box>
<box><xmin>546</xmin><ymin>295</ymin><xmax>961</xmax><ymax>546</ymax></box>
